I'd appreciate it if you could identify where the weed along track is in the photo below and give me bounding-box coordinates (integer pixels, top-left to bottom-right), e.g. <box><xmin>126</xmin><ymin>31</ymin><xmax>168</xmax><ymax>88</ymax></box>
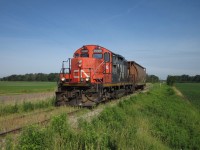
<box><xmin>0</xmin><ymin>108</ymin><xmax>82</xmax><ymax>137</ymax></box>
<box><xmin>1</xmin><ymin>83</ymin><xmax>200</xmax><ymax>149</ymax></box>
<box><xmin>0</xmin><ymin>86</ymin><xmax>149</xmax><ymax>140</ymax></box>
<box><xmin>0</xmin><ymin>99</ymin><xmax>124</xmax><ymax>137</ymax></box>
<box><xmin>0</xmin><ymin>84</ymin><xmax>149</xmax><ymax>150</ymax></box>
<box><xmin>68</xmin><ymin>86</ymin><xmax>150</xmax><ymax>128</ymax></box>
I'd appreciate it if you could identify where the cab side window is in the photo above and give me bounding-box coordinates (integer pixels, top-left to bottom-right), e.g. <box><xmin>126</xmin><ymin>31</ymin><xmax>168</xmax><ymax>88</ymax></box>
<box><xmin>104</xmin><ymin>52</ymin><xmax>110</xmax><ymax>62</ymax></box>
<box><xmin>74</xmin><ymin>53</ymin><xmax>79</xmax><ymax>58</ymax></box>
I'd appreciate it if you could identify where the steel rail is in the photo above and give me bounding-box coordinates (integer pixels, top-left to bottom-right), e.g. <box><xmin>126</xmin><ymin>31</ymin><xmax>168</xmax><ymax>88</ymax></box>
<box><xmin>0</xmin><ymin>109</ymin><xmax>81</xmax><ymax>137</ymax></box>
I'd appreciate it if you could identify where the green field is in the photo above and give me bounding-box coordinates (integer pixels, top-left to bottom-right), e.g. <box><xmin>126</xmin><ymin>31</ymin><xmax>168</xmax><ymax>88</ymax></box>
<box><xmin>175</xmin><ymin>83</ymin><xmax>200</xmax><ymax>110</ymax></box>
<box><xmin>0</xmin><ymin>81</ymin><xmax>57</xmax><ymax>95</ymax></box>
<box><xmin>5</xmin><ymin>84</ymin><xmax>200</xmax><ymax>149</ymax></box>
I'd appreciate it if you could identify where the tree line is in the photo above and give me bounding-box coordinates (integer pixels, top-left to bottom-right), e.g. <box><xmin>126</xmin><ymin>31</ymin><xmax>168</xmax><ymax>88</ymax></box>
<box><xmin>167</xmin><ymin>74</ymin><xmax>200</xmax><ymax>85</ymax></box>
<box><xmin>146</xmin><ymin>74</ymin><xmax>160</xmax><ymax>83</ymax></box>
<box><xmin>0</xmin><ymin>73</ymin><xmax>160</xmax><ymax>83</ymax></box>
<box><xmin>0</xmin><ymin>73</ymin><xmax>59</xmax><ymax>82</ymax></box>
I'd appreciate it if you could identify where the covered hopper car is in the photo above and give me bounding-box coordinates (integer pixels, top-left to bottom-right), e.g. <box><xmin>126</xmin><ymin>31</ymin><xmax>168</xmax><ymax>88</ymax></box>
<box><xmin>55</xmin><ymin>45</ymin><xmax>146</xmax><ymax>107</ymax></box>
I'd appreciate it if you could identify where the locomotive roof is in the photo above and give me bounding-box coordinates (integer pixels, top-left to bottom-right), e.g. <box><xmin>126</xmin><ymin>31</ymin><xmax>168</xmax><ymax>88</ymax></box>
<box><xmin>112</xmin><ymin>53</ymin><xmax>126</xmax><ymax>61</ymax></box>
<box><xmin>83</xmin><ymin>44</ymin><xmax>126</xmax><ymax>61</ymax></box>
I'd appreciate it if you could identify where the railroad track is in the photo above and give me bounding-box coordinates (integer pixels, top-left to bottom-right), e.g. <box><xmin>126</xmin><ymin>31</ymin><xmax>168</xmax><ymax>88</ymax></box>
<box><xmin>8</xmin><ymin>108</ymin><xmax>55</xmax><ymax>120</ymax></box>
<box><xmin>0</xmin><ymin>86</ymin><xmax>149</xmax><ymax>138</ymax></box>
<box><xmin>0</xmin><ymin>109</ymin><xmax>81</xmax><ymax>137</ymax></box>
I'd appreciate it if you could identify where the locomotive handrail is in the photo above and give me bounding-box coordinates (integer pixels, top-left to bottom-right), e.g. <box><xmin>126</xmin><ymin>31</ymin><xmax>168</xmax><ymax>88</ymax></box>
<box><xmin>60</xmin><ymin>68</ymin><xmax>70</xmax><ymax>74</ymax></box>
<box><xmin>60</xmin><ymin>58</ymin><xmax>71</xmax><ymax>82</ymax></box>
<box><xmin>62</xmin><ymin>59</ymin><xmax>71</xmax><ymax>73</ymax></box>
<box><xmin>60</xmin><ymin>67</ymin><xmax>94</xmax><ymax>83</ymax></box>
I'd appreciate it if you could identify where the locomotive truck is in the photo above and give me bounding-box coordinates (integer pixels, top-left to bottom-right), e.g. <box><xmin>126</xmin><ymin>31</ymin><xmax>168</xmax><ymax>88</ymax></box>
<box><xmin>55</xmin><ymin>45</ymin><xmax>146</xmax><ymax>107</ymax></box>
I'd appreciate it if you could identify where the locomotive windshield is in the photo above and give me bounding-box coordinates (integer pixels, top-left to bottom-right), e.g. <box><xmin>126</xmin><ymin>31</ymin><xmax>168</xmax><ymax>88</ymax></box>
<box><xmin>93</xmin><ymin>49</ymin><xmax>102</xmax><ymax>59</ymax></box>
<box><xmin>80</xmin><ymin>49</ymin><xmax>89</xmax><ymax>57</ymax></box>
<box><xmin>93</xmin><ymin>53</ymin><xmax>102</xmax><ymax>59</ymax></box>
<box><xmin>80</xmin><ymin>53</ymin><xmax>89</xmax><ymax>57</ymax></box>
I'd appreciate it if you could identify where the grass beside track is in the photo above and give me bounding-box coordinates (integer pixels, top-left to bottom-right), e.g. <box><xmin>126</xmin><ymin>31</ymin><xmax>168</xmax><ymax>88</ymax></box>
<box><xmin>0</xmin><ymin>81</ymin><xmax>56</xmax><ymax>95</ymax></box>
<box><xmin>4</xmin><ymin>84</ymin><xmax>200</xmax><ymax>149</ymax></box>
<box><xmin>175</xmin><ymin>83</ymin><xmax>200</xmax><ymax>110</ymax></box>
<box><xmin>0</xmin><ymin>97</ymin><xmax>55</xmax><ymax>117</ymax></box>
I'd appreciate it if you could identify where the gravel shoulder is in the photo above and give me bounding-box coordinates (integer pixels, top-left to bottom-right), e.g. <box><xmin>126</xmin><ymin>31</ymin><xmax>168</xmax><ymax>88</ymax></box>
<box><xmin>172</xmin><ymin>86</ymin><xmax>184</xmax><ymax>97</ymax></box>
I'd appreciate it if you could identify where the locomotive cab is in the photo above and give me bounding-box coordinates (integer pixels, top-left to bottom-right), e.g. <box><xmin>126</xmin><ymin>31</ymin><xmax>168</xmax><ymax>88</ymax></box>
<box><xmin>56</xmin><ymin>45</ymin><xmax>113</xmax><ymax>106</ymax></box>
<box><xmin>59</xmin><ymin>45</ymin><xmax>112</xmax><ymax>84</ymax></box>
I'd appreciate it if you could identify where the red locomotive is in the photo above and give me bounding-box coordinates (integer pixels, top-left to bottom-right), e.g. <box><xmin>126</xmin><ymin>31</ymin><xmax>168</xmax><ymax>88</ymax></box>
<box><xmin>55</xmin><ymin>45</ymin><xmax>146</xmax><ymax>106</ymax></box>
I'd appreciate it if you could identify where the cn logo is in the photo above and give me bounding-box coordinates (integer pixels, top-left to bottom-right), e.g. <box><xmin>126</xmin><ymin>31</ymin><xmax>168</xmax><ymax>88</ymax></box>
<box><xmin>73</xmin><ymin>70</ymin><xmax>89</xmax><ymax>78</ymax></box>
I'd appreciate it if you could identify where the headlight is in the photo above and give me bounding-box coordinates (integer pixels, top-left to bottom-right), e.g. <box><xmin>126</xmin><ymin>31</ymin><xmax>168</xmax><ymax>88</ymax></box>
<box><xmin>61</xmin><ymin>77</ymin><xmax>65</xmax><ymax>82</ymax></box>
<box><xmin>86</xmin><ymin>77</ymin><xmax>90</xmax><ymax>82</ymax></box>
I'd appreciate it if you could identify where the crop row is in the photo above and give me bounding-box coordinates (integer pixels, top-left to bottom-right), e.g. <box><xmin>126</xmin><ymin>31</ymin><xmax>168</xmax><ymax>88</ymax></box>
<box><xmin>175</xmin><ymin>83</ymin><xmax>200</xmax><ymax>110</ymax></box>
<box><xmin>0</xmin><ymin>81</ymin><xmax>56</xmax><ymax>95</ymax></box>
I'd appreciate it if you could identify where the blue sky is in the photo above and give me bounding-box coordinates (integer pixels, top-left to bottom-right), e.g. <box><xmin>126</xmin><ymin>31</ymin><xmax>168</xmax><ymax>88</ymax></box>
<box><xmin>0</xmin><ymin>0</ymin><xmax>200</xmax><ymax>79</ymax></box>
